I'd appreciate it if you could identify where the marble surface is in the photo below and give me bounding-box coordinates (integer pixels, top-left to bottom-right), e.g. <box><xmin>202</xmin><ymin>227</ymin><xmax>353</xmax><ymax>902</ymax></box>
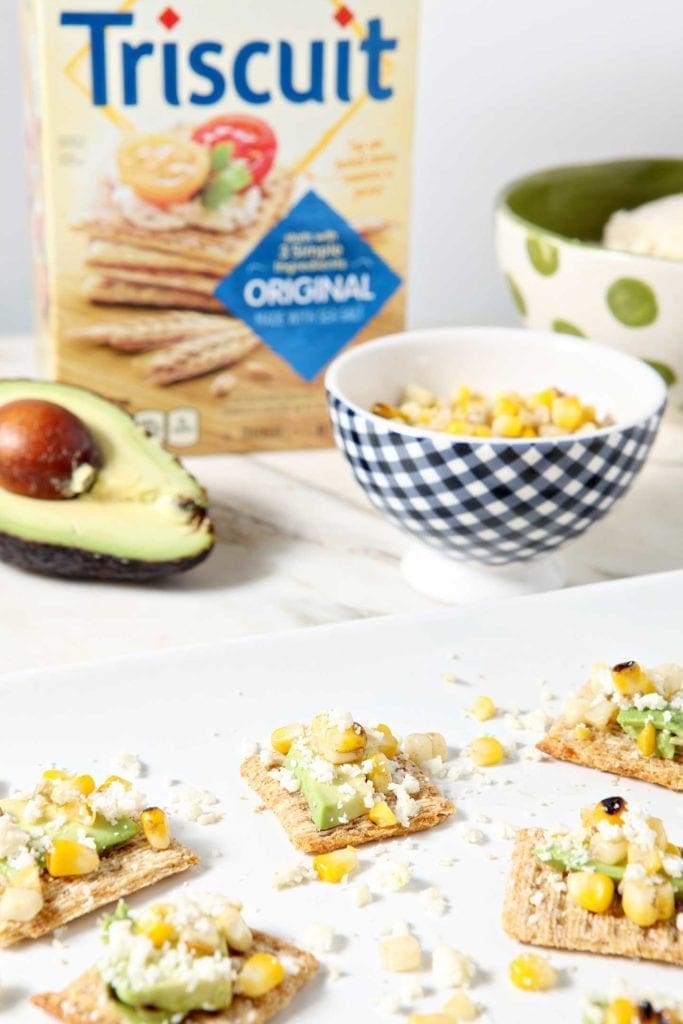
<box><xmin>1</xmin><ymin>333</ymin><xmax>681</xmax><ymax>676</ymax></box>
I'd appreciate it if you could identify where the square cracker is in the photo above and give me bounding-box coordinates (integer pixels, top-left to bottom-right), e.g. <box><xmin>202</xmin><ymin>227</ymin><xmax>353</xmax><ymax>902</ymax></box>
<box><xmin>537</xmin><ymin>690</ymin><xmax>683</xmax><ymax>791</ymax></box>
<box><xmin>0</xmin><ymin>835</ymin><xmax>198</xmax><ymax>949</ymax></box>
<box><xmin>241</xmin><ymin>752</ymin><xmax>454</xmax><ymax>854</ymax></box>
<box><xmin>32</xmin><ymin>931</ymin><xmax>318</xmax><ymax>1024</ymax></box>
<box><xmin>84</xmin><ymin>275</ymin><xmax>225</xmax><ymax>313</ymax></box>
<box><xmin>503</xmin><ymin>828</ymin><xmax>683</xmax><ymax>965</ymax></box>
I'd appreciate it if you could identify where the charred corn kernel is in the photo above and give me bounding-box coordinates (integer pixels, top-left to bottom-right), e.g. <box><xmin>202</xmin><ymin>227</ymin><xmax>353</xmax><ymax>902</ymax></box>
<box><xmin>611</xmin><ymin>660</ymin><xmax>655</xmax><ymax>696</ymax></box>
<box><xmin>442</xmin><ymin>992</ymin><xmax>478</xmax><ymax>1021</ymax></box>
<box><xmin>74</xmin><ymin>774</ymin><xmax>96</xmax><ymax>796</ymax></box>
<box><xmin>139</xmin><ymin>919</ymin><xmax>176</xmax><ymax>948</ymax></box>
<box><xmin>470</xmin><ymin>695</ymin><xmax>496</xmax><ymax>722</ymax></box>
<box><xmin>46</xmin><ymin>839</ymin><xmax>100</xmax><ymax>877</ymax></box>
<box><xmin>313</xmin><ymin>846</ymin><xmax>358</xmax><ymax>883</ymax></box>
<box><xmin>621</xmin><ymin>879</ymin><xmax>675</xmax><ymax>927</ymax></box>
<box><xmin>367</xmin><ymin>754</ymin><xmax>392</xmax><ymax>793</ymax></box>
<box><xmin>469</xmin><ymin>736</ymin><xmax>504</xmax><ymax>767</ymax></box>
<box><xmin>566</xmin><ymin>870</ymin><xmax>615</xmax><ymax>913</ymax></box>
<box><xmin>372</xmin><ymin>402</ymin><xmax>410</xmax><ymax>424</ymax></box>
<box><xmin>379</xmin><ymin>933</ymin><xmax>422</xmax><ymax>972</ymax></box>
<box><xmin>637</xmin><ymin>721</ymin><xmax>656</xmax><ymax>757</ymax></box>
<box><xmin>337</xmin><ymin>725</ymin><xmax>367</xmax><ymax>753</ymax></box>
<box><xmin>582</xmin><ymin>797</ymin><xmax>627</xmax><ymax>827</ymax></box>
<box><xmin>98</xmin><ymin>775</ymin><xmax>132</xmax><ymax>791</ymax></box>
<box><xmin>141</xmin><ymin>807</ymin><xmax>170</xmax><ymax>850</ymax></box>
<box><xmin>368</xmin><ymin>801</ymin><xmax>398</xmax><ymax>828</ymax></box>
<box><xmin>235</xmin><ymin>953</ymin><xmax>285</xmax><ymax>997</ymax></box>
<box><xmin>43</xmin><ymin>769</ymin><xmax>72</xmax><ymax>782</ymax></box>
<box><xmin>0</xmin><ymin>886</ymin><xmax>44</xmax><ymax>922</ymax></box>
<box><xmin>551</xmin><ymin>396</ymin><xmax>583</xmax><ymax>431</ymax></box>
<box><xmin>491</xmin><ymin>414</ymin><xmax>523</xmax><ymax>438</ymax></box>
<box><xmin>310</xmin><ymin>715</ymin><xmax>367</xmax><ymax>763</ymax></box>
<box><xmin>509</xmin><ymin>953</ymin><xmax>557</xmax><ymax>991</ymax></box>
<box><xmin>605</xmin><ymin>999</ymin><xmax>637</xmax><ymax>1024</ymax></box>
<box><xmin>376</xmin><ymin>723</ymin><xmax>399</xmax><ymax>758</ymax></box>
<box><xmin>271</xmin><ymin>724</ymin><xmax>303</xmax><ymax>756</ymax></box>
<box><xmin>573</xmin><ymin>723</ymin><xmax>592</xmax><ymax>742</ymax></box>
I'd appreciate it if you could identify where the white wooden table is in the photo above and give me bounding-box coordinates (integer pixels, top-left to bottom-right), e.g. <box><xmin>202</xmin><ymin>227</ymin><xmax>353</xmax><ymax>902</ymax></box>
<box><xmin>1</xmin><ymin>333</ymin><xmax>681</xmax><ymax>675</ymax></box>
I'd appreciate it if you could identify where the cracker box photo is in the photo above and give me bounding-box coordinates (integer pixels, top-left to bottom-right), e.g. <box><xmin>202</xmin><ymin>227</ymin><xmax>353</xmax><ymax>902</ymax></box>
<box><xmin>22</xmin><ymin>0</ymin><xmax>418</xmax><ymax>452</ymax></box>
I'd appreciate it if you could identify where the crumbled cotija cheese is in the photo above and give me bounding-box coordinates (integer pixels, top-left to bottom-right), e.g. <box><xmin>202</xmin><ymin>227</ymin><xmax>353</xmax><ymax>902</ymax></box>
<box><xmin>375</xmin><ymin>859</ymin><xmax>413</xmax><ymax>893</ymax></box>
<box><xmin>113</xmin><ymin>753</ymin><xmax>143</xmax><ymax>779</ymax></box>
<box><xmin>432</xmin><ymin>946</ymin><xmax>474</xmax><ymax>988</ymax></box>
<box><xmin>89</xmin><ymin>781</ymin><xmax>144</xmax><ymax>824</ymax></box>
<box><xmin>304</xmin><ymin>922</ymin><xmax>334</xmax><ymax>953</ymax></box>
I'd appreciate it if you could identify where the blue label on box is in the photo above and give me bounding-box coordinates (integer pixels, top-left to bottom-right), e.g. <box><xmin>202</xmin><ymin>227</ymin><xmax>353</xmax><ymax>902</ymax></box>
<box><xmin>214</xmin><ymin>190</ymin><xmax>402</xmax><ymax>381</ymax></box>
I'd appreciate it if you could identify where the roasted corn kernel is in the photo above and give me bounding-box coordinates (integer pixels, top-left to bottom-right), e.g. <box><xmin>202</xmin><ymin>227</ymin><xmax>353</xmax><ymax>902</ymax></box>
<box><xmin>368</xmin><ymin>801</ymin><xmax>398</xmax><ymax>828</ymax></box>
<box><xmin>470</xmin><ymin>696</ymin><xmax>496</xmax><ymax>722</ymax></box>
<box><xmin>141</xmin><ymin>807</ymin><xmax>171</xmax><ymax>850</ymax></box>
<box><xmin>271</xmin><ymin>724</ymin><xmax>303</xmax><ymax>755</ymax></box>
<box><xmin>605</xmin><ymin>999</ymin><xmax>637</xmax><ymax>1024</ymax></box>
<box><xmin>313</xmin><ymin>846</ymin><xmax>358</xmax><ymax>883</ymax></box>
<box><xmin>611</xmin><ymin>660</ymin><xmax>655</xmax><ymax>696</ymax></box>
<box><xmin>509</xmin><ymin>953</ymin><xmax>557</xmax><ymax>991</ymax></box>
<box><xmin>637</xmin><ymin>721</ymin><xmax>656</xmax><ymax>757</ymax></box>
<box><xmin>235</xmin><ymin>953</ymin><xmax>285</xmax><ymax>997</ymax></box>
<box><xmin>46</xmin><ymin>839</ymin><xmax>100</xmax><ymax>877</ymax></box>
<box><xmin>566</xmin><ymin>870</ymin><xmax>615</xmax><ymax>913</ymax></box>
<box><xmin>376</xmin><ymin>723</ymin><xmax>399</xmax><ymax>758</ymax></box>
<box><xmin>138</xmin><ymin>919</ymin><xmax>176</xmax><ymax>948</ymax></box>
<box><xmin>469</xmin><ymin>736</ymin><xmax>504</xmax><ymax>767</ymax></box>
<box><xmin>573</xmin><ymin>723</ymin><xmax>592</xmax><ymax>742</ymax></box>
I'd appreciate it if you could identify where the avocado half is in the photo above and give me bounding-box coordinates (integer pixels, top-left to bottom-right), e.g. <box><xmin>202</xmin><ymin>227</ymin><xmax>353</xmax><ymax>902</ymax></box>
<box><xmin>0</xmin><ymin>380</ymin><xmax>214</xmax><ymax>581</ymax></box>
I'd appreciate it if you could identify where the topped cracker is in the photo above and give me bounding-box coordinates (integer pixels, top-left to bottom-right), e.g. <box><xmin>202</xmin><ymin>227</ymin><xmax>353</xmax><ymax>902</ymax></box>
<box><xmin>32</xmin><ymin>894</ymin><xmax>318</xmax><ymax>1024</ymax></box>
<box><xmin>538</xmin><ymin>660</ymin><xmax>683</xmax><ymax>791</ymax></box>
<box><xmin>241</xmin><ymin>712</ymin><xmax>454</xmax><ymax>854</ymax></box>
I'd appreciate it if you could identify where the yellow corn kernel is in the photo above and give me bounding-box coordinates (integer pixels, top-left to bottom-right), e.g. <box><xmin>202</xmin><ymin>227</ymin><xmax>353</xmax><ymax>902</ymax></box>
<box><xmin>270</xmin><ymin>724</ymin><xmax>303</xmax><ymax>756</ymax></box>
<box><xmin>550</xmin><ymin>395</ymin><xmax>583</xmax><ymax>431</ymax></box>
<box><xmin>610</xmin><ymin>660</ymin><xmax>655</xmax><ymax>696</ymax></box>
<box><xmin>493</xmin><ymin>395</ymin><xmax>520</xmax><ymax>417</ymax></box>
<box><xmin>528</xmin><ymin>388</ymin><xmax>557</xmax><ymax>409</ymax></box>
<box><xmin>637</xmin><ymin>721</ymin><xmax>656</xmax><ymax>757</ymax></box>
<box><xmin>491</xmin><ymin>414</ymin><xmax>523</xmax><ymax>438</ymax></box>
<box><xmin>581</xmin><ymin>404</ymin><xmax>597</xmax><ymax>425</ymax></box>
<box><xmin>509</xmin><ymin>953</ymin><xmax>557</xmax><ymax>991</ymax></box>
<box><xmin>566</xmin><ymin>870</ymin><xmax>615</xmax><ymax>913</ymax></box>
<box><xmin>621</xmin><ymin>879</ymin><xmax>675</xmax><ymax>927</ymax></box>
<box><xmin>375</xmin><ymin>723</ymin><xmax>399</xmax><ymax>758</ymax></box>
<box><xmin>42</xmin><ymin>769</ymin><xmax>72</xmax><ymax>782</ymax></box>
<box><xmin>471</xmin><ymin>424</ymin><xmax>492</xmax><ymax>437</ymax></box>
<box><xmin>445</xmin><ymin>419</ymin><xmax>469</xmax><ymax>435</ymax></box>
<box><xmin>409</xmin><ymin>1016</ymin><xmax>458</xmax><ymax>1024</ymax></box>
<box><xmin>98</xmin><ymin>775</ymin><xmax>132</xmax><ymax>791</ymax></box>
<box><xmin>573</xmin><ymin>723</ymin><xmax>592</xmax><ymax>742</ymax></box>
<box><xmin>469</xmin><ymin>736</ymin><xmax>504</xmax><ymax>767</ymax></box>
<box><xmin>453</xmin><ymin>385</ymin><xmax>472</xmax><ymax>405</ymax></box>
<box><xmin>581</xmin><ymin>797</ymin><xmax>627</xmax><ymax>828</ymax></box>
<box><xmin>605</xmin><ymin>999</ymin><xmax>637</xmax><ymax>1024</ymax></box>
<box><xmin>368</xmin><ymin>801</ymin><xmax>398</xmax><ymax>828</ymax></box>
<box><xmin>521</xmin><ymin>426</ymin><xmax>537</xmax><ymax>437</ymax></box>
<box><xmin>141</xmin><ymin>807</ymin><xmax>171</xmax><ymax>851</ymax></box>
<box><xmin>627</xmin><ymin>842</ymin><xmax>662</xmax><ymax>875</ymax></box>
<box><xmin>313</xmin><ymin>846</ymin><xmax>358</xmax><ymax>884</ymax></box>
<box><xmin>74</xmin><ymin>774</ymin><xmax>96</xmax><ymax>796</ymax></box>
<box><xmin>470</xmin><ymin>696</ymin><xmax>496</xmax><ymax>722</ymax></box>
<box><xmin>648</xmin><ymin>816</ymin><xmax>669</xmax><ymax>850</ymax></box>
<box><xmin>138</xmin><ymin>919</ymin><xmax>176</xmax><ymax>948</ymax></box>
<box><xmin>367</xmin><ymin>754</ymin><xmax>392</xmax><ymax>793</ymax></box>
<box><xmin>46</xmin><ymin>839</ymin><xmax>100</xmax><ymax>877</ymax></box>
<box><xmin>235</xmin><ymin>953</ymin><xmax>285</xmax><ymax>997</ymax></box>
<box><xmin>442</xmin><ymin>992</ymin><xmax>478</xmax><ymax>1021</ymax></box>
<box><xmin>371</xmin><ymin>402</ymin><xmax>410</xmax><ymax>424</ymax></box>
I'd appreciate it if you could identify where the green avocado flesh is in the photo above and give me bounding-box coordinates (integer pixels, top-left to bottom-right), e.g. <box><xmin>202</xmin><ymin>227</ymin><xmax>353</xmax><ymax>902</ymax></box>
<box><xmin>0</xmin><ymin>380</ymin><xmax>213</xmax><ymax>571</ymax></box>
<box><xmin>0</xmin><ymin>810</ymin><xmax>139</xmax><ymax>879</ymax></box>
<box><xmin>112</xmin><ymin>976</ymin><xmax>232</xmax><ymax>1018</ymax></box>
<box><xmin>285</xmin><ymin>741</ymin><xmax>371</xmax><ymax>830</ymax></box>
<box><xmin>537</xmin><ymin>843</ymin><xmax>683</xmax><ymax>896</ymax></box>
<box><xmin>617</xmin><ymin>706</ymin><xmax>683</xmax><ymax>760</ymax></box>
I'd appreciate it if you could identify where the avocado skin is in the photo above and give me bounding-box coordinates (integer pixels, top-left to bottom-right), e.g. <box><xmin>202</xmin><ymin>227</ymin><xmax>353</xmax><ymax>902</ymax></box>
<box><xmin>0</xmin><ymin>524</ymin><xmax>213</xmax><ymax>582</ymax></box>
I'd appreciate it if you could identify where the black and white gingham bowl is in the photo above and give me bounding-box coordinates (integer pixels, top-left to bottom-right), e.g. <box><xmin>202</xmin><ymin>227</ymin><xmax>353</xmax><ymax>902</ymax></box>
<box><xmin>325</xmin><ymin>328</ymin><xmax>666</xmax><ymax>567</ymax></box>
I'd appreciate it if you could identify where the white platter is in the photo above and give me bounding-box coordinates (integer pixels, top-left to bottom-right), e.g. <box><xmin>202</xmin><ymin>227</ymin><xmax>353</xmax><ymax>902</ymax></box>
<box><xmin>2</xmin><ymin>570</ymin><xmax>683</xmax><ymax>1022</ymax></box>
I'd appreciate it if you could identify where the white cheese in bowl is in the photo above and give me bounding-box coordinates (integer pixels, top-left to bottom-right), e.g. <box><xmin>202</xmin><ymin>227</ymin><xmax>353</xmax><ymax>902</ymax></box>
<box><xmin>603</xmin><ymin>192</ymin><xmax>683</xmax><ymax>259</ymax></box>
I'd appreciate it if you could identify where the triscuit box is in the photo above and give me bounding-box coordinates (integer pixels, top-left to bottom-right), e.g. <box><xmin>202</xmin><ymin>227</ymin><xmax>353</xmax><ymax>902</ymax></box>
<box><xmin>21</xmin><ymin>0</ymin><xmax>418</xmax><ymax>452</ymax></box>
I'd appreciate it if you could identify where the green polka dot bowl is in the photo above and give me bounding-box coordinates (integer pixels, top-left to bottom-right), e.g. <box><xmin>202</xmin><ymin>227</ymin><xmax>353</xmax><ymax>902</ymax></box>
<box><xmin>496</xmin><ymin>159</ymin><xmax>683</xmax><ymax>417</ymax></box>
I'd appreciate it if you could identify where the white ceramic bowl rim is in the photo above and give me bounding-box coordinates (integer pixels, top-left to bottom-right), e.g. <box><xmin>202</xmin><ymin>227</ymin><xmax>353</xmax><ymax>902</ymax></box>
<box><xmin>497</xmin><ymin>157</ymin><xmax>683</xmax><ymax>266</ymax></box>
<box><xmin>325</xmin><ymin>326</ymin><xmax>667</xmax><ymax>446</ymax></box>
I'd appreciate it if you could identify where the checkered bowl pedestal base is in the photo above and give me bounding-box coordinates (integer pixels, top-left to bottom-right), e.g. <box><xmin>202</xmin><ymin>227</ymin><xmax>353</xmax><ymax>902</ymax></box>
<box><xmin>328</xmin><ymin>393</ymin><xmax>664</xmax><ymax>568</ymax></box>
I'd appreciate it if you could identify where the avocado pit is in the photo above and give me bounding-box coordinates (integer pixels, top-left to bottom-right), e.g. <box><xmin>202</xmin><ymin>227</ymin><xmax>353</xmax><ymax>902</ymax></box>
<box><xmin>0</xmin><ymin>398</ymin><xmax>101</xmax><ymax>500</ymax></box>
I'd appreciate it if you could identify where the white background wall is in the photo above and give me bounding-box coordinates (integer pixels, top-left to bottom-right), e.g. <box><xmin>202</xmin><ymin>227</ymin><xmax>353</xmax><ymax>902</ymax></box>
<box><xmin>2</xmin><ymin>0</ymin><xmax>683</xmax><ymax>334</ymax></box>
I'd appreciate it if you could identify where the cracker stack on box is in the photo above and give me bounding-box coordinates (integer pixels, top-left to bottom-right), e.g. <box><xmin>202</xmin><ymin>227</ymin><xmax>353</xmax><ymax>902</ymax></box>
<box><xmin>22</xmin><ymin>1</ymin><xmax>418</xmax><ymax>452</ymax></box>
